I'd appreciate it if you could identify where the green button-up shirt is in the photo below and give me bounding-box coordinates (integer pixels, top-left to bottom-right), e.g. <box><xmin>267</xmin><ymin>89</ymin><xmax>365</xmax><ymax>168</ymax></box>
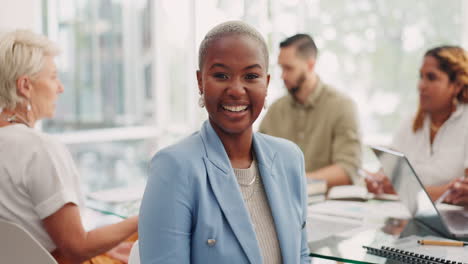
<box><xmin>259</xmin><ymin>78</ymin><xmax>361</xmax><ymax>183</ymax></box>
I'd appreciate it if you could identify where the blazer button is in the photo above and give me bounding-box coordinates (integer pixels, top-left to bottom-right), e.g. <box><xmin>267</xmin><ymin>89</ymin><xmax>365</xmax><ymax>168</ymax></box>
<box><xmin>207</xmin><ymin>239</ymin><xmax>216</xmax><ymax>247</ymax></box>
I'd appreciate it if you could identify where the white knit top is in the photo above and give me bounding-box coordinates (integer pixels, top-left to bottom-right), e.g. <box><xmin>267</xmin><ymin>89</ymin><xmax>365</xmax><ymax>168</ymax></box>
<box><xmin>233</xmin><ymin>160</ymin><xmax>283</xmax><ymax>264</ymax></box>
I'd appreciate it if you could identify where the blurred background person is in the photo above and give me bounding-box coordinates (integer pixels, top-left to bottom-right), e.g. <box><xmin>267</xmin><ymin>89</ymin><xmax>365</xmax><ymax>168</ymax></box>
<box><xmin>366</xmin><ymin>45</ymin><xmax>468</xmax><ymax>201</ymax></box>
<box><xmin>0</xmin><ymin>29</ymin><xmax>138</xmax><ymax>264</ymax></box>
<box><xmin>260</xmin><ymin>34</ymin><xmax>361</xmax><ymax>189</ymax></box>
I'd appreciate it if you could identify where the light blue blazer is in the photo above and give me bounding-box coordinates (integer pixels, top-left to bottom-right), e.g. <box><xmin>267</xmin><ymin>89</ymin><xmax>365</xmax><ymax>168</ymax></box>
<box><xmin>139</xmin><ymin>121</ymin><xmax>310</xmax><ymax>264</ymax></box>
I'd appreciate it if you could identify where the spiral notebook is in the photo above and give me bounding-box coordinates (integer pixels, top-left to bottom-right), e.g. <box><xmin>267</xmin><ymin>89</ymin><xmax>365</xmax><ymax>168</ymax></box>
<box><xmin>363</xmin><ymin>245</ymin><xmax>467</xmax><ymax>264</ymax></box>
<box><xmin>363</xmin><ymin>235</ymin><xmax>468</xmax><ymax>263</ymax></box>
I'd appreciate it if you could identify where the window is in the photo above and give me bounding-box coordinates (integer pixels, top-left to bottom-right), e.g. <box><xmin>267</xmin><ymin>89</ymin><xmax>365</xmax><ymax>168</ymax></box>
<box><xmin>43</xmin><ymin>0</ymin><xmax>159</xmax><ymax>191</ymax></box>
<box><xmin>295</xmin><ymin>0</ymin><xmax>465</xmax><ymax>144</ymax></box>
<box><xmin>43</xmin><ymin>0</ymin><xmax>155</xmax><ymax>131</ymax></box>
<box><xmin>42</xmin><ymin>0</ymin><xmax>467</xmax><ymax>191</ymax></box>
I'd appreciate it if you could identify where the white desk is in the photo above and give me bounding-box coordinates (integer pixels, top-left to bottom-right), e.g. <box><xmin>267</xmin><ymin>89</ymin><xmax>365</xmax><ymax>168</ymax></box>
<box><xmin>307</xmin><ymin>199</ymin><xmax>468</xmax><ymax>263</ymax></box>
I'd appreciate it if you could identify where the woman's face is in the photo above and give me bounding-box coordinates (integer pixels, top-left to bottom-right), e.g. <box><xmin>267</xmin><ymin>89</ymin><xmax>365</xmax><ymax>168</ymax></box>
<box><xmin>197</xmin><ymin>34</ymin><xmax>270</xmax><ymax>137</ymax></box>
<box><xmin>23</xmin><ymin>55</ymin><xmax>64</xmax><ymax>120</ymax></box>
<box><xmin>418</xmin><ymin>55</ymin><xmax>459</xmax><ymax>113</ymax></box>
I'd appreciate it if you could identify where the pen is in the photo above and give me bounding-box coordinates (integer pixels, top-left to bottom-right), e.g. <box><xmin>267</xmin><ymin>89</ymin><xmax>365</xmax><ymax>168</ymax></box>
<box><xmin>417</xmin><ymin>240</ymin><xmax>468</xmax><ymax>247</ymax></box>
<box><xmin>435</xmin><ymin>189</ymin><xmax>452</xmax><ymax>204</ymax></box>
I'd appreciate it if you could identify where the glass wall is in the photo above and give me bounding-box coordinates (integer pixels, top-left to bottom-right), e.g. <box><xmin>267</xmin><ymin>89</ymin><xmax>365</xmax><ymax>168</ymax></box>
<box><xmin>43</xmin><ymin>0</ymin><xmax>155</xmax><ymax>132</ymax></box>
<box><xmin>43</xmin><ymin>0</ymin><xmax>159</xmax><ymax>190</ymax></box>
<box><xmin>297</xmin><ymin>0</ymin><xmax>464</xmax><ymax>143</ymax></box>
<box><xmin>42</xmin><ymin>0</ymin><xmax>466</xmax><ymax>191</ymax></box>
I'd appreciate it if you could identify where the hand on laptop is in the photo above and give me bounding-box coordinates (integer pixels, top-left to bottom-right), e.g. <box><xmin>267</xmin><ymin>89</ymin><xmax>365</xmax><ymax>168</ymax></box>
<box><xmin>364</xmin><ymin>168</ymin><xmax>396</xmax><ymax>195</ymax></box>
<box><xmin>443</xmin><ymin>178</ymin><xmax>468</xmax><ymax>206</ymax></box>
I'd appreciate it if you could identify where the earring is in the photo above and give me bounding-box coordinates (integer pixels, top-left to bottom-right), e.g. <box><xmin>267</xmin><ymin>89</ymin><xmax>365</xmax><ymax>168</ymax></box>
<box><xmin>198</xmin><ymin>94</ymin><xmax>205</xmax><ymax>108</ymax></box>
<box><xmin>26</xmin><ymin>103</ymin><xmax>32</xmax><ymax>111</ymax></box>
<box><xmin>453</xmin><ymin>97</ymin><xmax>459</xmax><ymax>107</ymax></box>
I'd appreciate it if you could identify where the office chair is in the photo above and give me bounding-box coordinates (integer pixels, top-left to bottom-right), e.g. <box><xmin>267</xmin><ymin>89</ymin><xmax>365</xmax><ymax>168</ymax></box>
<box><xmin>0</xmin><ymin>219</ymin><xmax>58</xmax><ymax>264</ymax></box>
<box><xmin>128</xmin><ymin>240</ymin><xmax>140</xmax><ymax>264</ymax></box>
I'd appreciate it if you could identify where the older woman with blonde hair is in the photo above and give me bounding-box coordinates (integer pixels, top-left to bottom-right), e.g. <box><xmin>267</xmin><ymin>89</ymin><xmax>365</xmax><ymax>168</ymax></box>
<box><xmin>367</xmin><ymin>45</ymin><xmax>468</xmax><ymax>201</ymax></box>
<box><xmin>0</xmin><ymin>30</ymin><xmax>137</xmax><ymax>264</ymax></box>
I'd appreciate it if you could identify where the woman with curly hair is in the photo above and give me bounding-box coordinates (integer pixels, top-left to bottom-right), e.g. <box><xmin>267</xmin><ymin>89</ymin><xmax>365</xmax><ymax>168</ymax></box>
<box><xmin>367</xmin><ymin>45</ymin><xmax>468</xmax><ymax>201</ymax></box>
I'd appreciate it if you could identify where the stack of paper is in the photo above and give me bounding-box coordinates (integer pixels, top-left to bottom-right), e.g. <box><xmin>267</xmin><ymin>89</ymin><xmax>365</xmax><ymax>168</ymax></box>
<box><xmin>327</xmin><ymin>185</ymin><xmax>399</xmax><ymax>202</ymax></box>
<box><xmin>307</xmin><ymin>178</ymin><xmax>327</xmax><ymax>204</ymax></box>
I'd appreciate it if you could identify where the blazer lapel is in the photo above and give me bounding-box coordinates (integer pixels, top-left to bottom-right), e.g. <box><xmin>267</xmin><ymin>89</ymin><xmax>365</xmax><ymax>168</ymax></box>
<box><xmin>200</xmin><ymin>121</ymin><xmax>262</xmax><ymax>264</ymax></box>
<box><xmin>253</xmin><ymin>134</ymin><xmax>296</xmax><ymax>264</ymax></box>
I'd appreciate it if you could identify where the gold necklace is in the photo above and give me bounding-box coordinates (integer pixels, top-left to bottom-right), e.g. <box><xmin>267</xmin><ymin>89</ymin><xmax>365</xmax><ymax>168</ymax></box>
<box><xmin>2</xmin><ymin>113</ymin><xmax>32</xmax><ymax>127</ymax></box>
<box><xmin>430</xmin><ymin>122</ymin><xmax>442</xmax><ymax>132</ymax></box>
<box><xmin>238</xmin><ymin>173</ymin><xmax>256</xmax><ymax>186</ymax></box>
<box><xmin>243</xmin><ymin>176</ymin><xmax>259</xmax><ymax>202</ymax></box>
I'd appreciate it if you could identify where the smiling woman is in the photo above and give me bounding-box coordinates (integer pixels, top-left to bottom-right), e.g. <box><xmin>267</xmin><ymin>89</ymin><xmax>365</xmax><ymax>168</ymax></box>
<box><xmin>197</xmin><ymin>33</ymin><xmax>269</xmax><ymax>157</ymax></box>
<box><xmin>139</xmin><ymin>21</ymin><xmax>310</xmax><ymax>264</ymax></box>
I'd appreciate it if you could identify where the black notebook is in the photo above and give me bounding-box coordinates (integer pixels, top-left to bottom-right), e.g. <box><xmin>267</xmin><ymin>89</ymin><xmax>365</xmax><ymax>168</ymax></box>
<box><xmin>363</xmin><ymin>245</ymin><xmax>467</xmax><ymax>264</ymax></box>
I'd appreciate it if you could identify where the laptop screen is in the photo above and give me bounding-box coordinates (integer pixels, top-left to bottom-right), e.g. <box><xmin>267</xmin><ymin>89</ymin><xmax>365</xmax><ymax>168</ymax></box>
<box><xmin>370</xmin><ymin>146</ymin><xmax>451</xmax><ymax>236</ymax></box>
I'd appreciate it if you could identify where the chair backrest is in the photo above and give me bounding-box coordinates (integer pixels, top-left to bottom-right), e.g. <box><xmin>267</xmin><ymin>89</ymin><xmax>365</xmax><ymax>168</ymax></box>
<box><xmin>128</xmin><ymin>240</ymin><xmax>140</xmax><ymax>264</ymax></box>
<box><xmin>0</xmin><ymin>219</ymin><xmax>58</xmax><ymax>264</ymax></box>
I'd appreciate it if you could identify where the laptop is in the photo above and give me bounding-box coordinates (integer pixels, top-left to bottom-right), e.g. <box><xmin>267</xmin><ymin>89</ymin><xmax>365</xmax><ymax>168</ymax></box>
<box><xmin>370</xmin><ymin>145</ymin><xmax>468</xmax><ymax>240</ymax></box>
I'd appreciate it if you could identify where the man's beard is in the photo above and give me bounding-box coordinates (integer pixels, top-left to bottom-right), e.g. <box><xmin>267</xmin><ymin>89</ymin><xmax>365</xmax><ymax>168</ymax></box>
<box><xmin>288</xmin><ymin>72</ymin><xmax>306</xmax><ymax>98</ymax></box>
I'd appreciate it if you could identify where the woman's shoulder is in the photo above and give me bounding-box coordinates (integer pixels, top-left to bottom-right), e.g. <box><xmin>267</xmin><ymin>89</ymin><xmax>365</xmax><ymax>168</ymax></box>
<box><xmin>0</xmin><ymin>125</ymin><xmax>74</xmax><ymax>177</ymax></box>
<box><xmin>0</xmin><ymin>124</ymin><xmax>61</xmax><ymax>152</ymax></box>
<box><xmin>255</xmin><ymin>133</ymin><xmax>305</xmax><ymax>187</ymax></box>
<box><xmin>459</xmin><ymin>103</ymin><xmax>468</xmax><ymax>120</ymax></box>
<box><xmin>147</xmin><ymin>131</ymin><xmax>207</xmax><ymax>188</ymax></box>
<box><xmin>151</xmin><ymin>131</ymin><xmax>204</xmax><ymax>165</ymax></box>
<box><xmin>399</xmin><ymin>116</ymin><xmax>415</xmax><ymax>130</ymax></box>
<box><xmin>255</xmin><ymin>132</ymin><xmax>303</xmax><ymax>158</ymax></box>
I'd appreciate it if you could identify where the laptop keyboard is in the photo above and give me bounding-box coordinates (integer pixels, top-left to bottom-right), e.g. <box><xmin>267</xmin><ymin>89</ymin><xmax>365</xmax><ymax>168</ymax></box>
<box><xmin>440</xmin><ymin>210</ymin><xmax>468</xmax><ymax>232</ymax></box>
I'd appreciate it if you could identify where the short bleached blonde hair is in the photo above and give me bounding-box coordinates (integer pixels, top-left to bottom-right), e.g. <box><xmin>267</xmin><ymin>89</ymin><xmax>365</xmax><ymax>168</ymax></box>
<box><xmin>0</xmin><ymin>29</ymin><xmax>60</xmax><ymax>110</ymax></box>
<box><xmin>198</xmin><ymin>21</ymin><xmax>269</xmax><ymax>71</ymax></box>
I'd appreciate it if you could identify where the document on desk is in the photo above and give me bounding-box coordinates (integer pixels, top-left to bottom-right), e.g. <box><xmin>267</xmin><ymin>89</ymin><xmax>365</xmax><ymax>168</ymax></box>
<box><xmin>327</xmin><ymin>185</ymin><xmax>399</xmax><ymax>201</ymax></box>
<box><xmin>308</xmin><ymin>200</ymin><xmax>411</xmax><ymax>221</ymax></box>
<box><xmin>309</xmin><ymin>201</ymin><xmax>367</xmax><ymax>220</ymax></box>
<box><xmin>307</xmin><ymin>213</ymin><xmax>362</xmax><ymax>242</ymax></box>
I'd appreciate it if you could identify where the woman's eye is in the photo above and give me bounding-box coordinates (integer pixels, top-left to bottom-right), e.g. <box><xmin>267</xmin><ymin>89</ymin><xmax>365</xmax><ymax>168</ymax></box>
<box><xmin>427</xmin><ymin>73</ymin><xmax>437</xmax><ymax>81</ymax></box>
<box><xmin>213</xmin><ymin>73</ymin><xmax>228</xmax><ymax>80</ymax></box>
<box><xmin>245</xmin><ymin>73</ymin><xmax>259</xmax><ymax>80</ymax></box>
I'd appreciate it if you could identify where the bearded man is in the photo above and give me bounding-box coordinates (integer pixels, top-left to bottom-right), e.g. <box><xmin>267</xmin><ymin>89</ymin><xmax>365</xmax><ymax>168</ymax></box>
<box><xmin>259</xmin><ymin>34</ymin><xmax>361</xmax><ymax>189</ymax></box>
